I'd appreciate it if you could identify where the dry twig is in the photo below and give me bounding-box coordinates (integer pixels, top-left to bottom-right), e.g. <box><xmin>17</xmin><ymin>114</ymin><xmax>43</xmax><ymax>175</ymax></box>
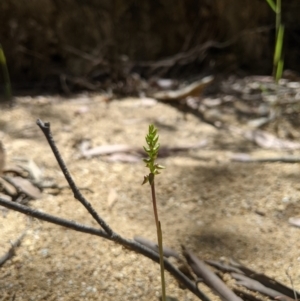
<box><xmin>183</xmin><ymin>247</ymin><xmax>243</xmax><ymax>301</ymax></box>
<box><xmin>0</xmin><ymin>119</ymin><xmax>211</xmax><ymax>301</ymax></box>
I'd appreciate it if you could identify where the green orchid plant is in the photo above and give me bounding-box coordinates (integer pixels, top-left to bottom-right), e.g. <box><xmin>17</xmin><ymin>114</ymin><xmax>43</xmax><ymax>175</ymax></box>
<box><xmin>142</xmin><ymin>124</ymin><xmax>166</xmax><ymax>301</ymax></box>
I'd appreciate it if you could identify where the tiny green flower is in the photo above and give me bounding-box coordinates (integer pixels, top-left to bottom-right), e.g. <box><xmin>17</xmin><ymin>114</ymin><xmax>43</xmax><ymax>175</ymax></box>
<box><xmin>142</xmin><ymin>125</ymin><xmax>165</xmax><ymax>185</ymax></box>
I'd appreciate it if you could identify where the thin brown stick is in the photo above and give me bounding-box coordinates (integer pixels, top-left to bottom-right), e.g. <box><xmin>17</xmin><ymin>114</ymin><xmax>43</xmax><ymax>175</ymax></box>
<box><xmin>150</xmin><ymin>174</ymin><xmax>159</xmax><ymax>229</ymax></box>
<box><xmin>229</xmin><ymin>258</ymin><xmax>300</xmax><ymax>299</ymax></box>
<box><xmin>232</xmin><ymin>288</ymin><xmax>265</xmax><ymax>301</ymax></box>
<box><xmin>205</xmin><ymin>260</ymin><xmax>244</xmax><ymax>274</ymax></box>
<box><xmin>36</xmin><ymin>119</ymin><xmax>113</xmax><ymax>236</ymax></box>
<box><xmin>231</xmin><ymin>273</ymin><xmax>290</xmax><ymax>300</ymax></box>
<box><xmin>134</xmin><ymin>236</ymin><xmax>180</xmax><ymax>259</ymax></box>
<box><xmin>183</xmin><ymin>248</ymin><xmax>243</xmax><ymax>301</ymax></box>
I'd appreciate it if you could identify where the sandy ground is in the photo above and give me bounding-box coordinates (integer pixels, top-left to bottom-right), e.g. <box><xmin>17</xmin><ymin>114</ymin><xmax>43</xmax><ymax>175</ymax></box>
<box><xmin>0</xmin><ymin>93</ymin><xmax>300</xmax><ymax>301</ymax></box>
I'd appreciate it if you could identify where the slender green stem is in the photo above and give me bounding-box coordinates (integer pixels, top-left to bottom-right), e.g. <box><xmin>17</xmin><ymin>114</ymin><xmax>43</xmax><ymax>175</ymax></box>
<box><xmin>150</xmin><ymin>174</ymin><xmax>159</xmax><ymax>228</ymax></box>
<box><xmin>150</xmin><ymin>178</ymin><xmax>166</xmax><ymax>301</ymax></box>
<box><xmin>157</xmin><ymin>221</ymin><xmax>166</xmax><ymax>301</ymax></box>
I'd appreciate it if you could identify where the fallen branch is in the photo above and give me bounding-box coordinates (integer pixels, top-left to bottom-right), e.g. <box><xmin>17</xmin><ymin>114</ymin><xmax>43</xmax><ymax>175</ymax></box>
<box><xmin>183</xmin><ymin>247</ymin><xmax>243</xmax><ymax>301</ymax></box>
<box><xmin>0</xmin><ymin>119</ymin><xmax>211</xmax><ymax>301</ymax></box>
<box><xmin>229</xmin><ymin>259</ymin><xmax>300</xmax><ymax>299</ymax></box>
<box><xmin>205</xmin><ymin>259</ymin><xmax>244</xmax><ymax>274</ymax></box>
<box><xmin>231</xmin><ymin>273</ymin><xmax>290</xmax><ymax>300</ymax></box>
<box><xmin>134</xmin><ymin>236</ymin><xmax>180</xmax><ymax>259</ymax></box>
<box><xmin>232</xmin><ymin>288</ymin><xmax>265</xmax><ymax>301</ymax></box>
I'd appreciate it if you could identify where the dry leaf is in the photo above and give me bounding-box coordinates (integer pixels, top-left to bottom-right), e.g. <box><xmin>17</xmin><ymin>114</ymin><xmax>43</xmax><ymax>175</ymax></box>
<box><xmin>0</xmin><ymin>193</ymin><xmax>12</xmax><ymax>202</ymax></box>
<box><xmin>244</xmin><ymin>130</ymin><xmax>300</xmax><ymax>150</ymax></box>
<box><xmin>247</xmin><ymin>117</ymin><xmax>270</xmax><ymax>128</ymax></box>
<box><xmin>105</xmin><ymin>153</ymin><xmax>141</xmax><ymax>163</ymax></box>
<box><xmin>4</xmin><ymin>176</ymin><xmax>41</xmax><ymax>199</ymax></box>
<box><xmin>151</xmin><ymin>76</ymin><xmax>213</xmax><ymax>100</ymax></box>
<box><xmin>74</xmin><ymin>105</ymin><xmax>89</xmax><ymax>116</ymax></box>
<box><xmin>275</xmin><ymin>295</ymin><xmax>297</xmax><ymax>301</ymax></box>
<box><xmin>139</xmin><ymin>97</ymin><xmax>157</xmax><ymax>107</ymax></box>
<box><xmin>288</xmin><ymin>217</ymin><xmax>300</xmax><ymax>228</ymax></box>
<box><xmin>0</xmin><ymin>178</ymin><xmax>18</xmax><ymax>196</ymax></box>
<box><xmin>202</xmin><ymin>97</ymin><xmax>222</xmax><ymax>107</ymax></box>
<box><xmin>14</xmin><ymin>159</ymin><xmax>43</xmax><ymax>182</ymax></box>
<box><xmin>155</xmin><ymin>78</ymin><xmax>177</xmax><ymax>89</ymax></box>
<box><xmin>81</xmin><ymin>144</ymin><xmax>136</xmax><ymax>158</ymax></box>
<box><xmin>231</xmin><ymin>273</ymin><xmax>286</xmax><ymax>299</ymax></box>
<box><xmin>230</xmin><ymin>153</ymin><xmax>252</xmax><ymax>162</ymax></box>
<box><xmin>76</xmin><ymin>139</ymin><xmax>91</xmax><ymax>154</ymax></box>
<box><xmin>107</xmin><ymin>188</ymin><xmax>118</xmax><ymax>209</ymax></box>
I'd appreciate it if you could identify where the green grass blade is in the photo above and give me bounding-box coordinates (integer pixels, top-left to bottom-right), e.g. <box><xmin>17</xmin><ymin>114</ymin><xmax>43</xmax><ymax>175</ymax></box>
<box><xmin>0</xmin><ymin>44</ymin><xmax>12</xmax><ymax>100</ymax></box>
<box><xmin>265</xmin><ymin>0</ymin><xmax>277</xmax><ymax>12</ymax></box>
<box><xmin>276</xmin><ymin>0</ymin><xmax>281</xmax><ymax>14</ymax></box>
<box><xmin>276</xmin><ymin>58</ymin><xmax>284</xmax><ymax>82</ymax></box>
<box><xmin>274</xmin><ymin>24</ymin><xmax>284</xmax><ymax>65</ymax></box>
